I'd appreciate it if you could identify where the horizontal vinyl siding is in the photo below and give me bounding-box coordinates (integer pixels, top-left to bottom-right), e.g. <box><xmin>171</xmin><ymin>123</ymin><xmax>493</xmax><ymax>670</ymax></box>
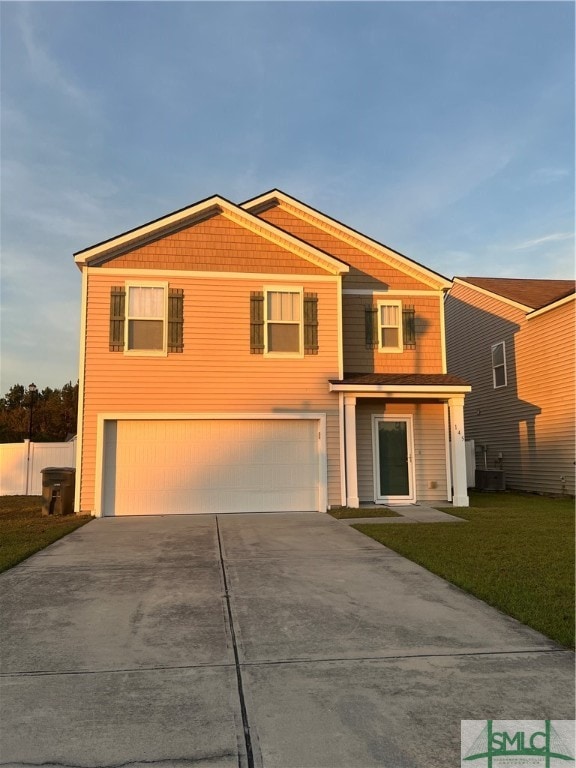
<box><xmin>343</xmin><ymin>294</ymin><xmax>444</xmax><ymax>374</ymax></box>
<box><xmin>515</xmin><ymin>301</ymin><xmax>575</xmax><ymax>495</ymax></box>
<box><xmin>445</xmin><ymin>285</ymin><xmax>526</xmax><ymax>489</ymax></box>
<box><xmin>105</xmin><ymin>213</ymin><xmax>328</xmax><ymax>274</ymax></box>
<box><xmin>257</xmin><ymin>205</ymin><xmax>433</xmax><ymax>291</ymax></box>
<box><xmin>356</xmin><ymin>400</ymin><xmax>448</xmax><ymax>502</ymax></box>
<box><xmin>446</xmin><ymin>285</ymin><xmax>575</xmax><ymax>495</ymax></box>
<box><xmin>80</xmin><ymin>272</ymin><xmax>341</xmax><ymax>513</ymax></box>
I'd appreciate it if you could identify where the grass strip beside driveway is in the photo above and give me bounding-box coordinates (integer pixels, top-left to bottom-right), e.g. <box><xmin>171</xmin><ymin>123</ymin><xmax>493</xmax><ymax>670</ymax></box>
<box><xmin>329</xmin><ymin>506</ymin><xmax>401</xmax><ymax>519</ymax></box>
<box><xmin>0</xmin><ymin>496</ymin><xmax>92</xmax><ymax>574</ymax></box>
<box><xmin>354</xmin><ymin>492</ymin><xmax>574</xmax><ymax>649</ymax></box>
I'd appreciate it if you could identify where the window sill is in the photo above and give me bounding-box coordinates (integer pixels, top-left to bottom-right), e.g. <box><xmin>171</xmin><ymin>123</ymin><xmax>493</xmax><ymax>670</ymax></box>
<box><xmin>264</xmin><ymin>351</ymin><xmax>304</xmax><ymax>359</ymax></box>
<box><xmin>124</xmin><ymin>349</ymin><xmax>168</xmax><ymax>357</ymax></box>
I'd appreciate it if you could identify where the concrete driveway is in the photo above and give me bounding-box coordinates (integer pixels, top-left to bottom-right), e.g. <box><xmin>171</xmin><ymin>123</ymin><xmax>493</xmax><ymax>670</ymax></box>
<box><xmin>1</xmin><ymin>513</ymin><xmax>573</xmax><ymax>768</ymax></box>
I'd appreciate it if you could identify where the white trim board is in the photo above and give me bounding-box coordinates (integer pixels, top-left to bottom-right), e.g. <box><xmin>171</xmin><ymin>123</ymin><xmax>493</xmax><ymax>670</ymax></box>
<box><xmin>74</xmin><ymin>268</ymin><xmax>88</xmax><ymax>513</ymax></box>
<box><xmin>527</xmin><ymin>292</ymin><xmax>575</xmax><ymax>319</ymax></box>
<box><xmin>342</xmin><ymin>289</ymin><xmax>443</xmax><ymax>296</ymax></box>
<box><xmin>89</xmin><ymin>267</ymin><xmax>340</xmax><ymax>282</ymax></box>
<box><xmin>329</xmin><ymin>384</ymin><xmax>471</xmax><ymax>396</ymax></box>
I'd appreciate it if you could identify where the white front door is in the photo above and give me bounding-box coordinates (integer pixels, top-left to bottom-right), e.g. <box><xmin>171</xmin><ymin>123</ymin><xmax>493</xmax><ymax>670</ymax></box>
<box><xmin>372</xmin><ymin>416</ymin><xmax>415</xmax><ymax>504</ymax></box>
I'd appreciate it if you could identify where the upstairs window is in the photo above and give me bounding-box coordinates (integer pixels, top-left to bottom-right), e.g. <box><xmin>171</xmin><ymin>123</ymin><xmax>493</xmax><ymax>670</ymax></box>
<box><xmin>127</xmin><ymin>285</ymin><xmax>166</xmax><ymax>352</ymax></box>
<box><xmin>365</xmin><ymin>302</ymin><xmax>416</xmax><ymax>351</ymax></box>
<box><xmin>265</xmin><ymin>288</ymin><xmax>303</xmax><ymax>356</ymax></box>
<box><xmin>378</xmin><ymin>301</ymin><xmax>403</xmax><ymax>353</ymax></box>
<box><xmin>109</xmin><ymin>284</ymin><xmax>184</xmax><ymax>354</ymax></box>
<box><xmin>250</xmin><ymin>289</ymin><xmax>318</xmax><ymax>356</ymax></box>
<box><xmin>492</xmin><ymin>341</ymin><xmax>507</xmax><ymax>388</ymax></box>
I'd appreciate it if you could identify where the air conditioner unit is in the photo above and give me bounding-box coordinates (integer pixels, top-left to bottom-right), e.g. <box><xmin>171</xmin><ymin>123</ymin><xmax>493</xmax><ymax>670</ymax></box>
<box><xmin>475</xmin><ymin>469</ymin><xmax>505</xmax><ymax>491</ymax></box>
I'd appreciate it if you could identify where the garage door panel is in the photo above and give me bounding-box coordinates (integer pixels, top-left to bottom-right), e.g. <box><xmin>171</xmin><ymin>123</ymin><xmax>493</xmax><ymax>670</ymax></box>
<box><xmin>104</xmin><ymin>419</ymin><xmax>320</xmax><ymax>515</ymax></box>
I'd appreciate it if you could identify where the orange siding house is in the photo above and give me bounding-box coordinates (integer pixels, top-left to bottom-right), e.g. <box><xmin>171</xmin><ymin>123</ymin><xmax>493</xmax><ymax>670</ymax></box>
<box><xmin>445</xmin><ymin>277</ymin><xmax>575</xmax><ymax>496</ymax></box>
<box><xmin>74</xmin><ymin>191</ymin><xmax>471</xmax><ymax>517</ymax></box>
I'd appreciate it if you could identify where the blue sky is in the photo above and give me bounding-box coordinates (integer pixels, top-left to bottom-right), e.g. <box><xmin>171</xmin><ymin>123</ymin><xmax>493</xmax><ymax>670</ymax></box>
<box><xmin>1</xmin><ymin>1</ymin><xmax>574</xmax><ymax>392</ymax></box>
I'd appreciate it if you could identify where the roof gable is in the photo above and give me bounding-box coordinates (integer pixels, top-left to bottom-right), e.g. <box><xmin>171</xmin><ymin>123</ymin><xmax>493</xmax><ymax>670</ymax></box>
<box><xmin>74</xmin><ymin>195</ymin><xmax>349</xmax><ymax>276</ymax></box>
<box><xmin>454</xmin><ymin>277</ymin><xmax>576</xmax><ymax>312</ymax></box>
<box><xmin>241</xmin><ymin>189</ymin><xmax>452</xmax><ymax>290</ymax></box>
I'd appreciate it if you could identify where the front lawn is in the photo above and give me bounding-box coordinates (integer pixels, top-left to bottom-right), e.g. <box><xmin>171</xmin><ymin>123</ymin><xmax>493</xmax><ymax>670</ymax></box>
<box><xmin>329</xmin><ymin>506</ymin><xmax>401</xmax><ymax>519</ymax></box>
<box><xmin>0</xmin><ymin>496</ymin><xmax>92</xmax><ymax>574</ymax></box>
<box><xmin>354</xmin><ymin>492</ymin><xmax>575</xmax><ymax>649</ymax></box>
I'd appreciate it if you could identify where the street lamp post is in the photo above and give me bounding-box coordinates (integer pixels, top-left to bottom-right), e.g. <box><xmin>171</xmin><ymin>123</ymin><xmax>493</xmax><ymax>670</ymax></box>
<box><xmin>28</xmin><ymin>383</ymin><xmax>38</xmax><ymax>442</ymax></box>
<box><xmin>25</xmin><ymin>383</ymin><xmax>38</xmax><ymax>495</ymax></box>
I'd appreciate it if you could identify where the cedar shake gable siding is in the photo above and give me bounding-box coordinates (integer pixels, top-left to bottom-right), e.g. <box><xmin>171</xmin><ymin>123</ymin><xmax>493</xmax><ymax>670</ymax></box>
<box><xmin>243</xmin><ymin>189</ymin><xmax>451</xmax><ymax>289</ymax></box>
<box><xmin>255</xmin><ymin>204</ymin><xmax>431</xmax><ymax>291</ymax></box>
<box><xmin>100</xmin><ymin>213</ymin><xmax>331</xmax><ymax>274</ymax></box>
<box><xmin>75</xmin><ymin>195</ymin><xmax>349</xmax><ymax>276</ymax></box>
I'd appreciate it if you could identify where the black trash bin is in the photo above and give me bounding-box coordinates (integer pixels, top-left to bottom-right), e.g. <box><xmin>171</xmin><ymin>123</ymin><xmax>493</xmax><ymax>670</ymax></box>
<box><xmin>41</xmin><ymin>467</ymin><xmax>76</xmax><ymax>516</ymax></box>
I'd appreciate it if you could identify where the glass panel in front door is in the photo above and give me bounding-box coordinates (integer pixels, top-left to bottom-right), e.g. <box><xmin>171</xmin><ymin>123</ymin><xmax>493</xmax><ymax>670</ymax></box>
<box><xmin>378</xmin><ymin>420</ymin><xmax>410</xmax><ymax>496</ymax></box>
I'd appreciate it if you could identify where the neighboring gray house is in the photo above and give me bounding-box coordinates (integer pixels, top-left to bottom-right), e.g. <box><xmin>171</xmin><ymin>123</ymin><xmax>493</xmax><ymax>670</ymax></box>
<box><xmin>445</xmin><ymin>277</ymin><xmax>575</xmax><ymax>496</ymax></box>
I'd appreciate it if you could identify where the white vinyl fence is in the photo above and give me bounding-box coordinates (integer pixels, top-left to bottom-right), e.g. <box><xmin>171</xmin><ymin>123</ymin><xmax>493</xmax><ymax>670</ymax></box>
<box><xmin>0</xmin><ymin>440</ymin><xmax>76</xmax><ymax>495</ymax></box>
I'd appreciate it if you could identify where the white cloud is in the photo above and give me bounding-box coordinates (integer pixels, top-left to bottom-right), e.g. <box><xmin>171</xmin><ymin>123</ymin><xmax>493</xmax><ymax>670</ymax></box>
<box><xmin>16</xmin><ymin>5</ymin><xmax>95</xmax><ymax>114</ymax></box>
<box><xmin>531</xmin><ymin>167</ymin><xmax>570</xmax><ymax>184</ymax></box>
<box><xmin>348</xmin><ymin>132</ymin><xmax>517</xmax><ymax>244</ymax></box>
<box><xmin>512</xmin><ymin>232</ymin><xmax>574</xmax><ymax>250</ymax></box>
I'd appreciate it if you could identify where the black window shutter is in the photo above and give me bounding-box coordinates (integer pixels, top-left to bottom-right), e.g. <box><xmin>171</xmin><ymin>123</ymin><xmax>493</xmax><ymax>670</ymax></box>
<box><xmin>365</xmin><ymin>305</ymin><xmax>378</xmax><ymax>349</ymax></box>
<box><xmin>250</xmin><ymin>292</ymin><xmax>264</xmax><ymax>354</ymax></box>
<box><xmin>402</xmin><ymin>306</ymin><xmax>416</xmax><ymax>348</ymax></box>
<box><xmin>304</xmin><ymin>293</ymin><xmax>319</xmax><ymax>355</ymax></box>
<box><xmin>109</xmin><ymin>287</ymin><xmax>126</xmax><ymax>351</ymax></box>
<box><xmin>168</xmin><ymin>288</ymin><xmax>184</xmax><ymax>353</ymax></box>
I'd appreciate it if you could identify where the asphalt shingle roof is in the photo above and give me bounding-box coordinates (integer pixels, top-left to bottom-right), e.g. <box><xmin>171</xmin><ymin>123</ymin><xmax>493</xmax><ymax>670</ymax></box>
<box><xmin>331</xmin><ymin>373</ymin><xmax>470</xmax><ymax>387</ymax></box>
<box><xmin>458</xmin><ymin>277</ymin><xmax>575</xmax><ymax>311</ymax></box>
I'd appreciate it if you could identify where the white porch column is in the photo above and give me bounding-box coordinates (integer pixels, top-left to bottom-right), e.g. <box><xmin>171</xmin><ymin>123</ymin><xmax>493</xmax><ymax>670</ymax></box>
<box><xmin>344</xmin><ymin>395</ymin><xmax>359</xmax><ymax>508</ymax></box>
<box><xmin>448</xmin><ymin>396</ymin><xmax>469</xmax><ymax>507</ymax></box>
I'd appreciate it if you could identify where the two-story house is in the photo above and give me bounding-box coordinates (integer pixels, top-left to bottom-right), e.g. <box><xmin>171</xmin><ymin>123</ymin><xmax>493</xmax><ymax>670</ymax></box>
<box><xmin>73</xmin><ymin>190</ymin><xmax>471</xmax><ymax>517</ymax></box>
<box><xmin>445</xmin><ymin>277</ymin><xmax>575</xmax><ymax>496</ymax></box>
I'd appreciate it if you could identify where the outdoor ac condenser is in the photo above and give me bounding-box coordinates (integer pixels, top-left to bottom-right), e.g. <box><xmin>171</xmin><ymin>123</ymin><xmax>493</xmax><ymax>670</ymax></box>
<box><xmin>474</xmin><ymin>469</ymin><xmax>506</xmax><ymax>491</ymax></box>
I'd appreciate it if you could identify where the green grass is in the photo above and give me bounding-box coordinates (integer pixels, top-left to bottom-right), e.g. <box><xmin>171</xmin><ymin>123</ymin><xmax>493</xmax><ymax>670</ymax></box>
<box><xmin>329</xmin><ymin>506</ymin><xmax>401</xmax><ymax>519</ymax></box>
<box><xmin>354</xmin><ymin>492</ymin><xmax>575</xmax><ymax>649</ymax></box>
<box><xmin>0</xmin><ymin>496</ymin><xmax>92</xmax><ymax>574</ymax></box>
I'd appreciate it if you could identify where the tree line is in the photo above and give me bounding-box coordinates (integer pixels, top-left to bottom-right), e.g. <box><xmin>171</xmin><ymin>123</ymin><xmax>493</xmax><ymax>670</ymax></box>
<box><xmin>0</xmin><ymin>382</ymin><xmax>78</xmax><ymax>443</ymax></box>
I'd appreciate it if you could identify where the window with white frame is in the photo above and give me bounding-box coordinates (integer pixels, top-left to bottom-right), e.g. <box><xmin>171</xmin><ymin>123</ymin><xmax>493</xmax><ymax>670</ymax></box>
<box><xmin>265</xmin><ymin>288</ymin><xmax>303</xmax><ymax>355</ymax></box>
<box><xmin>126</xmin><ymin>284</ymin><xmax>167</xmax><ymax>353</ymax></box>
<box><xmin>491</xmin><ymin>341</ymin><xmax>507</xmax><ymax>388</ymax></box>
<box><xmin>378</xmin><ymin>301</ymin><xmax>403</xmax><ymax>352</ymax></box>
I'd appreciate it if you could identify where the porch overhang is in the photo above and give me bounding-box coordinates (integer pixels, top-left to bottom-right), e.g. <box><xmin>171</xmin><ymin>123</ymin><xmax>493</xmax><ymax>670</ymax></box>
<box><xmin>332</xmin><ymin>373</ymin><xmax>471</xmax><ymax>509</ymax></box>
<box><xmin>329</xmin><ymin>373</ymin><xmax>471</xmax><ymax>398</ymax></box>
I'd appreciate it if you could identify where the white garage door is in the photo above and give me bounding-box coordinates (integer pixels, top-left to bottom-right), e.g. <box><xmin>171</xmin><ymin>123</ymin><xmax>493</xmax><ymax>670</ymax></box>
<box><xmin>103</xmin><ymin>419</ymin><xmax>320</xmax><ymax>515</ymax></box>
